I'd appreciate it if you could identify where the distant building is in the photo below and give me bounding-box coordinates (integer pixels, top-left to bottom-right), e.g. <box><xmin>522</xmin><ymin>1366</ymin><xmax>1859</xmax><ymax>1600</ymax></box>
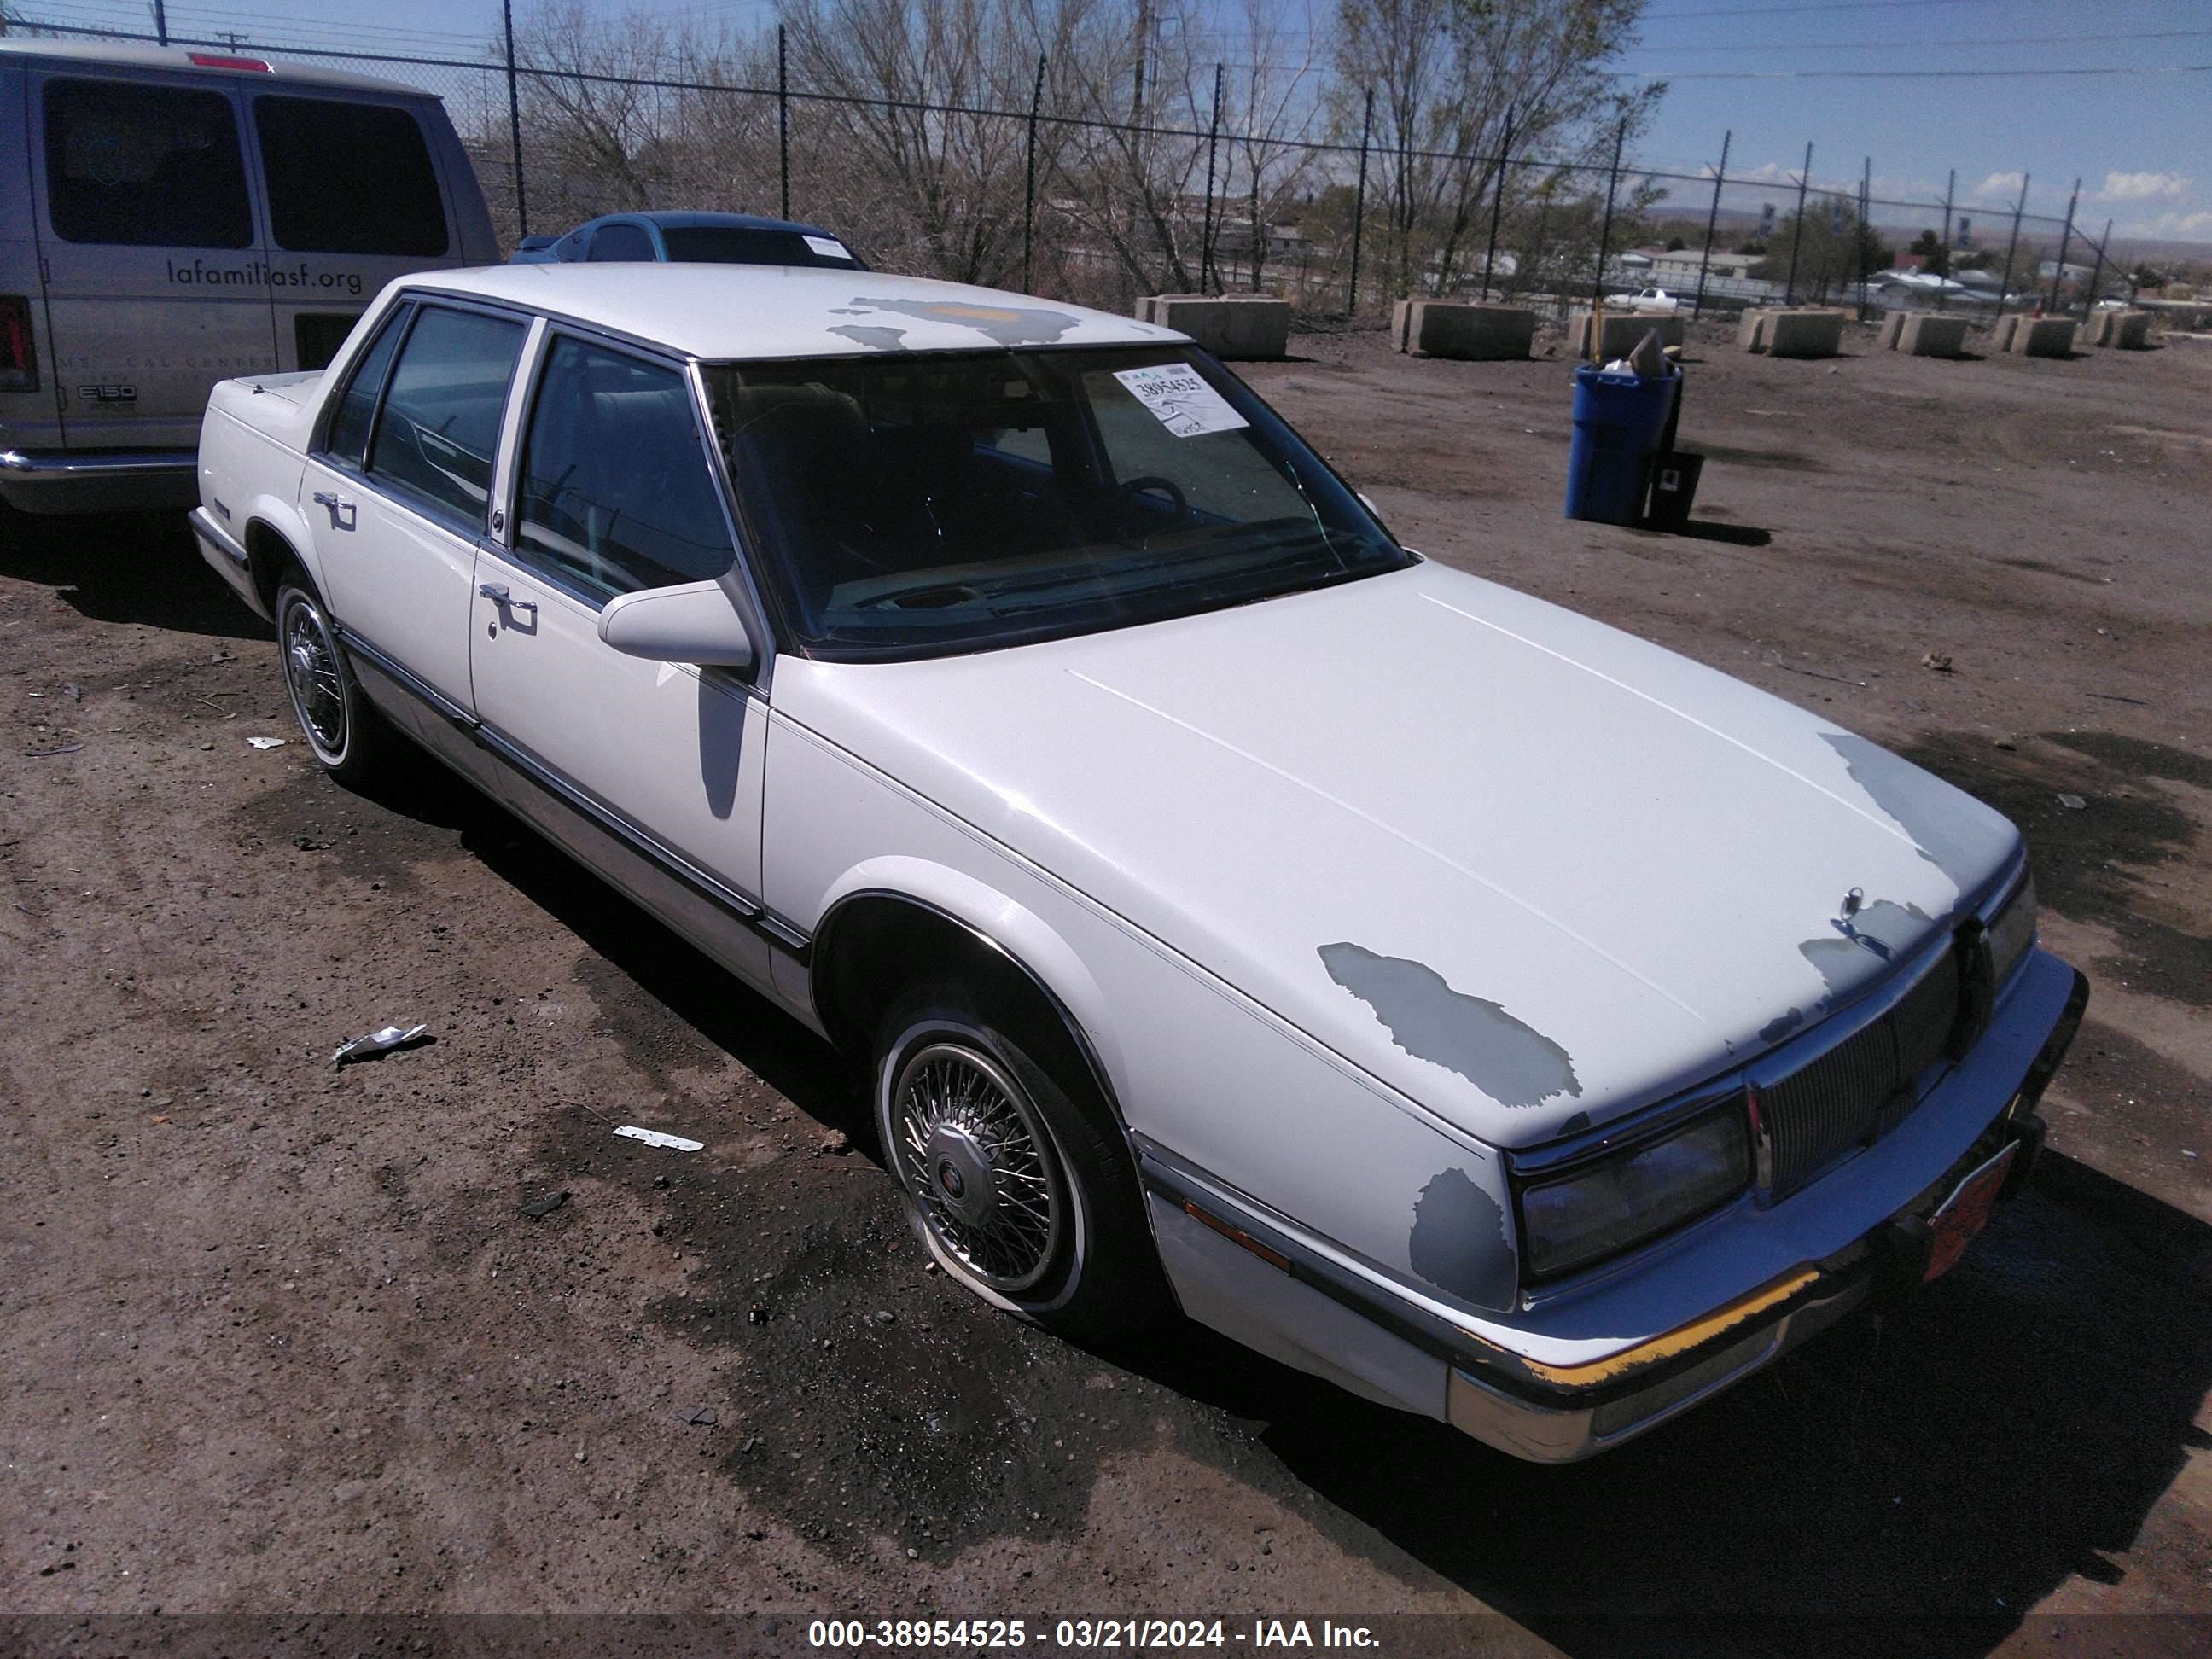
<box><xmin>1648</xmin><ymin>247</ymin><xmax>1757</xmax><ymax>280</ymax></box>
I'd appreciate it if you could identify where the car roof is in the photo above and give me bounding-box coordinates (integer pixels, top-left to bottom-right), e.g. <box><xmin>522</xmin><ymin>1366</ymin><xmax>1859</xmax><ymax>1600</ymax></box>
<box><xmin>404</xmin><ymin>264</ymin><xmax>1189</xmax><ymax>360</ymax></box>
<box><xmin>0</xmin><ymin>38</ymin><xmax>441</xmax><ymax>100</ymax></box>
<box><xmin>600</xmin><ymin>211</ymin><xmax>847</xmax><ymax>238</ymax></box>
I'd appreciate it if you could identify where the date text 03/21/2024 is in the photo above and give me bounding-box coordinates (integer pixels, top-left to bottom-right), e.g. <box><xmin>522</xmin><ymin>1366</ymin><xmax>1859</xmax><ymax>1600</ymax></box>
<box><xmin>806</xmin><ymin>1620</ymin><xmax>1380</xmax><ymax>1650</ymax></box>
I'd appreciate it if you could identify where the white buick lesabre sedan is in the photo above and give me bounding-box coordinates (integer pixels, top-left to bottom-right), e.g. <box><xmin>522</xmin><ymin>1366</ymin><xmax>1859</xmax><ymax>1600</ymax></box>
<box><xmin>191</xmin><ymin>265</ymin><xmax>2087</xmax><ymax>1461</ymax></box>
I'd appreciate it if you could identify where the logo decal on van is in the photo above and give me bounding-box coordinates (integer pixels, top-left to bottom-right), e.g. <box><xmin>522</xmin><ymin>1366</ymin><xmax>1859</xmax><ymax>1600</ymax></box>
<box><xmin>166</xmin><ymin>258</ymin><xmax>363</xmax><ymax>297</ymax></box>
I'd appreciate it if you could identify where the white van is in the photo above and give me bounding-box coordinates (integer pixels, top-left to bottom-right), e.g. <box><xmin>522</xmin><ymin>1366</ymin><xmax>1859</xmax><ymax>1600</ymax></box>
<box><xmin>0</xmin><ymin>40</ymin><xmax>498</xmax><ymax>515</ymax></box>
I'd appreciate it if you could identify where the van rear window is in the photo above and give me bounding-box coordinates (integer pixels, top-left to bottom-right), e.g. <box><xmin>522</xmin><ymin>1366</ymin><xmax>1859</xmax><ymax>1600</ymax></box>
<box><xmin>255</xmin><ymin>97</ymin><xmax>449</xmax><ymax>257</ymax></box>
<box><xmin>43</xmin><ymin>79</ymin><xmax>253</xmax><ymax>248</ymax></box>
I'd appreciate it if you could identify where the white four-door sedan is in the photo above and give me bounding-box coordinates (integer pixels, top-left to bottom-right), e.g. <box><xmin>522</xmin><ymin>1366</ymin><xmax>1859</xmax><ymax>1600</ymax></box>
<box><xmin>191</xmin><ymin>265</ymin><xmax>2087</xmax><ymax>1462</ymax></box>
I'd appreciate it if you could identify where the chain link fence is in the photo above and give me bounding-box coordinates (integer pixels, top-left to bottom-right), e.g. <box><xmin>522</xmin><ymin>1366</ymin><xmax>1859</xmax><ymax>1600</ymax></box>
<box><xmin>14</xmin><ymin>17</ymin><xmax>2144</xmax><ymax>329</ymax></box>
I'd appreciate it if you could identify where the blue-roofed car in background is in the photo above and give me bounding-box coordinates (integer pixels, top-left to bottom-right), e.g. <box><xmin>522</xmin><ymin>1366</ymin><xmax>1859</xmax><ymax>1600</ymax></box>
<box><xmin>509</xmin><ymin>210</ymin><xmax>867</xmax><ymax>270</ymax></box>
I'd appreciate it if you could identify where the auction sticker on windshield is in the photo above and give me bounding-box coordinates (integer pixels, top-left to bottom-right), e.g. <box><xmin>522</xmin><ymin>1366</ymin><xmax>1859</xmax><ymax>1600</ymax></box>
<box><xmin>1113</xmin><ymin>364</ymin><xmax>1250</xmax><ymax>437</ymax></box>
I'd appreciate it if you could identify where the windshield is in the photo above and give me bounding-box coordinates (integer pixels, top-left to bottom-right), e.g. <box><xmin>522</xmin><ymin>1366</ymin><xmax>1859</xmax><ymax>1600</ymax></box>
<box><xmin>705</xmin><ymin>346</ymin><xmax>1412</xmax><ymax>659</ymax></box>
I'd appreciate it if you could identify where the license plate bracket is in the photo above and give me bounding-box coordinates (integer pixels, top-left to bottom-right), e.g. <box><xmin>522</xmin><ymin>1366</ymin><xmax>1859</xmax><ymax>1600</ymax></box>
<box><xmin>1924</xmin><ymin>1141</ymin><xmax>2018</xmax><ymax>1283</ymax></box>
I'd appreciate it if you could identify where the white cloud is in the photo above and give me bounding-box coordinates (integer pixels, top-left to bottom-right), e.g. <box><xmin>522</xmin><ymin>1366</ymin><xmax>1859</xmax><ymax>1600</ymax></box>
<box><xmin>2122</xmin><ymin>209</ymin><xmax>2212</xmax><ymax>242</ymax></box>
<box><xmin>1973</xmin><ymin>172</ymin><xmax>2024</xmax><ymax>201</ymax></box>
<box><xmin>2098</xmin><ymin>171</ymin><xmax>2191</xmax><ymax>202</ymax></box>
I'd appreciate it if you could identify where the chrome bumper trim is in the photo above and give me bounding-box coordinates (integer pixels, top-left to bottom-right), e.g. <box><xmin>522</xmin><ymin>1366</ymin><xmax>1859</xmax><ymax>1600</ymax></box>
<box><xmin>1</xmin><ymin>447</ymin><xmax>196</xmax><ymax>480</ymax></box>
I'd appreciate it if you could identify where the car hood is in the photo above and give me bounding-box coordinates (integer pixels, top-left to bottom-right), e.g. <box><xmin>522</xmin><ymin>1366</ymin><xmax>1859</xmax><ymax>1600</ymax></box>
<box><xmin>777</xmin><ymin>561</ymin><xmax>2021</xmax><ymax>1148</ymax></box>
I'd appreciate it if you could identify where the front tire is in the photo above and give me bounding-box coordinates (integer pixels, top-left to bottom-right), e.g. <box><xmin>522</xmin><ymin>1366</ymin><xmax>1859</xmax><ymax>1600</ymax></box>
<box><xmin>874</xmin><ymin>987</ymin><xmax>1167</xmax><ymax>1342</ymax></box>
<box><xmin>274</xmin><ymin>576</ymin><xmax>393</xmax><ymax>784</ymax></box>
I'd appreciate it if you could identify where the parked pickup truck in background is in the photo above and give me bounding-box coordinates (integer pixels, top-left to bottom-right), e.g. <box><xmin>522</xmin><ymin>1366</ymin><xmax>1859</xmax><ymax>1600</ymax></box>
<box><xmin>1607</xmin><ymin>286</ymin><xmax>1683</xmax><ymax>315</ymax></box>
<box><xmin>0</xmin><ymin>39</ymin><xmax>496</xmax><ymax>516</ymax></box>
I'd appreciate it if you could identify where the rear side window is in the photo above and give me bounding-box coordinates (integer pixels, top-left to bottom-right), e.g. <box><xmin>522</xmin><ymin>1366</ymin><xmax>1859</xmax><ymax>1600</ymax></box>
<box><xmin>254</xmin><ymin>96</ymin><xmax>449</xmax><ymax>256</ymax></box>
<box><xmin>43</xmin><ymin>79</ymin><xmax>252</xmax><ymax>248</ymax></box>
<box><xmin>366</xmin><ymin>307</ymin><xmax>526</xmax><ymax>524</ymax></box>
<box><xmin>661</xmin><ymin>226</ymin><xmax>861</xmax><ymax>267</ymax></box>
<box><xmin>515</xmin><ymin>335</ymin><xmax>734</xmax><ymax>597</ymax></box>
<box><xmin>586</xmin><ymin>224</ymin><xmax>655</xmax><ymax>262</ymax></box>
<box><xmin>323</xmin><ymin>305</ymin><xmax>410</xmax><ymax>467</ymax></box>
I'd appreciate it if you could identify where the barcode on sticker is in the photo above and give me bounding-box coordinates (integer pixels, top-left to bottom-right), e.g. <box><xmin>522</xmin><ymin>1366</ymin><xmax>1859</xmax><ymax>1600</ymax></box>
<box><xmin>1111</xmin><ymin>364</ymin><xmax>1249</xmax><ymax>438</ymax></box>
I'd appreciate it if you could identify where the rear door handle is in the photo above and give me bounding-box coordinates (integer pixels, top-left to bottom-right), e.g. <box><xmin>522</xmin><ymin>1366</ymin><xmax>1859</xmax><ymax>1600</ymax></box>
<box><xmin>311</xmin><ymin>490</ymin><xmax>355</xmax><ymax>531</ymax></box>
<box><xmin>478</xmin><ymin>580</ymin><xmax>537</xmax><ymax>616</ymax></box>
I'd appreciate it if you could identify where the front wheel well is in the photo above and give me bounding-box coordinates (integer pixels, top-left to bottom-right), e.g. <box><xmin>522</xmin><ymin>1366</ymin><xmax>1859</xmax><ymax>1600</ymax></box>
<box><xmin>812</xmin><ymin>896</ymin><xmax>1111</xmax><ymax>1121</ymax></box>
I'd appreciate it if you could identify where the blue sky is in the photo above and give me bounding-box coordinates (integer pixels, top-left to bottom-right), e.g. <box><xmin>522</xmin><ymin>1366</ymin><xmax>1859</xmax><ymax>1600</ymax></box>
<box><xmin>15</xmin><ymin>0</ymin><xmax>2209</xmax><ymax>244</ymax></box>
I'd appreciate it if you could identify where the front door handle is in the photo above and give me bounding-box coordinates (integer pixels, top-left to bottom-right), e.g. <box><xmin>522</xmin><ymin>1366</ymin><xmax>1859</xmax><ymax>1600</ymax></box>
<box><xmin>311</xmin><ymin>490</ymin><xmax>355</xmax><ymax>531</ymax></box>
<box><xmin>478</xmin><ymin>580</ymin><xmax>537</xmax><ymax>617</ymax></box>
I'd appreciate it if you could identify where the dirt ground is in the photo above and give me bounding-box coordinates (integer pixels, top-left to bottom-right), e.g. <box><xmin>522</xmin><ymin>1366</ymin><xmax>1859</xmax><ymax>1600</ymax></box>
<box><xmin>3</xmin><ymin>317</ymin><xmax>2209</xmax><ymax>1655</ymax></box>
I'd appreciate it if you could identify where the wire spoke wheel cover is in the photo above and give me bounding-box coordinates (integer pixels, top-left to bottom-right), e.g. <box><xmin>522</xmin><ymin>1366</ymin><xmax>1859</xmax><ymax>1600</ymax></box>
<box><xmin>281</xmin><ymin>594</ymin><xmax>347</xmax><ymax>760</ymax></box>
<box><xmin>891</xmin><ymin>1041</ymin><xmax>1068</xmax><ymax>1295</ymax></box>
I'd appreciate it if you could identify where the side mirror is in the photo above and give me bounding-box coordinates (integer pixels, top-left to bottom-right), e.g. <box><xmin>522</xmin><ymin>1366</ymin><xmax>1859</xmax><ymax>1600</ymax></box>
<box><xmin>597</xmin><ymin>579</ymin><xmax>755</xmax><ymax>670</ymax></box>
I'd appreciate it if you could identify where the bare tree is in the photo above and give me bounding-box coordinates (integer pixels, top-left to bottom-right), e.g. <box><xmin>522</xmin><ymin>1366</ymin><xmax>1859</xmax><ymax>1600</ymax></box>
<box><xmin>1222</xmin><ymin>0</ymin><xmax>1323</xmax><ymax>293</ymax></box>
<box><xmin>1330</xmin><ymin>0</ymin><xmax>1660</xmax><ymax>301</ymax></box>
<box><xmin>514</xmin><ymin>3</ymin><xmax>685</xmax><ymax>223</ymax></box>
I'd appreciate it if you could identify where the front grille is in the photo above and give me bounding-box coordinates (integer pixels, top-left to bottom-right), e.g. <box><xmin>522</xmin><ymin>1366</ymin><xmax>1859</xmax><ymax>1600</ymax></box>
<box><xmin>1762</xmin><ymin>951</ymin><xmax>1963</xmax><ymax>1197</ymax></box>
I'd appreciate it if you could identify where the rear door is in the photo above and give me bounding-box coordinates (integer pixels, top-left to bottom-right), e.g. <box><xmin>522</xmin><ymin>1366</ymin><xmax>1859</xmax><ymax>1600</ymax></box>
<box><xmin>249</xmin><ymin>91</ymin><xmax>463</xmax><ymax>371</ymax></box>
<box><xmin>28</xmin><ymin>68</ymin><xmax>278</xmax><ymax>450</ymax></box>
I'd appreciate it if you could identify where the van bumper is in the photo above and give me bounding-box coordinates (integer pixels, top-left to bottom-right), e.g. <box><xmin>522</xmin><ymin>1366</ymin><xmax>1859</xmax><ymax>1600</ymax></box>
<box><xmin>0</xmin><ymin>448</ymin><xmax>199</xmax><ymax>515</ymax></box>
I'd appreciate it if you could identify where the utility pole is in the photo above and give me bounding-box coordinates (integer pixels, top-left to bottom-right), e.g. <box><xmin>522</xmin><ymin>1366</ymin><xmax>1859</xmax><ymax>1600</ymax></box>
<box><xmin>153</xmin><ymin>0</ymin><xmax>169</xmax><ymax>45</ymax></box>
<box><xmin>1783</xmin><ymin>141</ymin><xmax>1813</xmax><ymax>304</ymax></box>
<box><xmin>502</xmin><ymin>0</ymin><xmax>528</xmax><ymax>238</ymax></box>
<box><xmin>1936</xmin><ymin>168</ymin><xmax>1954</xmax><ymax>311</ymax></box>
<box><xmin>1995</xmin><ymin>172</ymin><xmax>2029</xmax><ymax>319</ymax></box>
<box><xmin>1691</xmin><ymin>130</ymin><xmax>1730</xmax><ymax>320</ymax></box>
<box><xmin>1480</xmin><ymin>105</ymin><xmax>1515</xmax><ymax>305</ymax></box>
<box><xmin>1347</xmin><ymin>87</ymin><xmax>1372</xmax><ymax>317</ymax></box>
<box><xmin>2046</xmin><ymin>177</ymin><xmax>2080</xmax><ymax>313</ymax></box>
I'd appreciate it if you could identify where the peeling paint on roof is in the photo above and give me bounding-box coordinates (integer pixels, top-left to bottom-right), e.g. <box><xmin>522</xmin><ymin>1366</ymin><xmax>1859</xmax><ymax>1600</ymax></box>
<box><xmin>838</xmin><ymin>295</ymin><xmax>1082</xmax><ymax>347</ymax></box>
<box><xmin>1319</xmin><ymin>942</ymin><xmax>1582</xmax><ymax>1108</ymax></box>
<box><xmin>827</xmin><ymin>323</ymin><xmax>909</xmax><ymax>352</ymax></box>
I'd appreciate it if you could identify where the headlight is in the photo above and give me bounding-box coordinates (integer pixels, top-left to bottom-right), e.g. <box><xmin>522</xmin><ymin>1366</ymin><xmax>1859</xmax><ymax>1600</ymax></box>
<box><xmin>1988</xmin><ymin>872</ymin><xmax>2037</xmax><ymax>988</ymax></box>
<box><xmin>1519</xmin><ymin>1106</ymin><xmax>1752</xmax><ymax>1280</ymax></box>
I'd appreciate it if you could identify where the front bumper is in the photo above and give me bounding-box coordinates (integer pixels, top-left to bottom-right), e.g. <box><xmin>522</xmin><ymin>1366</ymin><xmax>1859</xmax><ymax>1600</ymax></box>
<box><xmin>1144</xmin><ymin>958</ymin><xmax>2089</xmax><ymax>1463</ymax></box>
<box><xmin>0</xmin><ymin>447</ymin><xmax>199</xmax><ymax>515</ymax></box>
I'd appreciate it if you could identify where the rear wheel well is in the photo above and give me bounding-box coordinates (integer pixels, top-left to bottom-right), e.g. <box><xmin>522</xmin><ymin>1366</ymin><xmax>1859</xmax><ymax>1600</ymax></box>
<box><xmin>243</xmin><ymin>521</ymin><xmax>300</xmax><ymax>614</ymax></box>
<box><xmin>812</xmin><ymin>897</ymin><xmax>1114</xmax><ymax>1126</ymax></box>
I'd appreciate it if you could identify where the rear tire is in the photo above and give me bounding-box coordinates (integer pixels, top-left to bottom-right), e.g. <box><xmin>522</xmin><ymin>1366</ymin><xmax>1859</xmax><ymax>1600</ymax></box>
<box><xmin>873</xmin><ymin>984</ymin><xmax>1167</xmax><ymax>1342</ymax></box>
<box><xmin>273</xmin><ymin>574</ymin><xmax>396</xmax><ymax>785</ymax></box>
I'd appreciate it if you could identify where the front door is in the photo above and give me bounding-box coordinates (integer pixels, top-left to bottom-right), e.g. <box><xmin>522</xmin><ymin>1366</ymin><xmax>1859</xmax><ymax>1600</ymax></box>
<box><xmin>467</xmin><ymin>329</ymin><xmax>773</xmax><ymax>988</ymax></box>
<box><xmin>28</xmin><ymin>69</ymin><xmax>277</xmax><ymax>449</ymax></box>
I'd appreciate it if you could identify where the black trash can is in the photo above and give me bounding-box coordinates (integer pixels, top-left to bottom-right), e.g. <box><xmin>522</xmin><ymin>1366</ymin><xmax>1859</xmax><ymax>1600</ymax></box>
<box><xmin>1644</xmin><ymin>451</ymin><xmax>1704</xmax><ymax>533</ymax></box>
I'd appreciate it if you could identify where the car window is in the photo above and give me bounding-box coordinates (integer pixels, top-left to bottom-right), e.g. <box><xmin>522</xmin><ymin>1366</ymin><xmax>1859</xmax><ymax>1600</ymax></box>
<box><xmin>254</xmin><ymin>96</ymin><xmax>449</xmax><ymax>256</ymax></box>
<box><xmin>660</xmin><ymin>225</ymin><xmax>861</xmax><ymax>268</ymax></box>
<box><xmin>515</xmin><ymin>335</ymin><xmax>735</xmax><ymax>599</ymax></box>
<box><xmin>42</xmin><ymin>78</ymin><xmax>252</xmax><ymax>248</ymax></box>
<box><xmin>709</xmin><ymin>346</ymin><xmax>1409</xmax><ymax>660</ymax></box>
<box><xmin>364</xmin><ymin>306</ymin><xmax>526</xmax><ymax>524</ymax></box>
<box><xmin>323</xmin><ymin>304</ymin><xmax>410</xmax><ymax>467</ymax></box>
<box><xmin>586</xmin><ymin>224</ymin><xmax>655</xmax><ymax>262</ymax></box>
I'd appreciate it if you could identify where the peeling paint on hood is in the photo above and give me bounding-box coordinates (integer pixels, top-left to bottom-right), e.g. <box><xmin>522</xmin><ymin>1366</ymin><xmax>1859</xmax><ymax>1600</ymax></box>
<box><xmin>1319</xmin><ymin>943</ymin><xmax>1582</xmax><ymax>1109</ymax></box>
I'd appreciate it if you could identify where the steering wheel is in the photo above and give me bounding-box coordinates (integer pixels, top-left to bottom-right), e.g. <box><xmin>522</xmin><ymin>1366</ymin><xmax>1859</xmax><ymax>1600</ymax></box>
<box><xmin>1109</xmin><ymin>474</ymin><xmax>1190</xmax><ymax>537</ymax></box>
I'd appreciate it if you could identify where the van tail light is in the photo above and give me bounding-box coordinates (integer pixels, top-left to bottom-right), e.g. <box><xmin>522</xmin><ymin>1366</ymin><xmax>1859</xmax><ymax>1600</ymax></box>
<box><xmin>188</xmin><ymin>52</ymin><xmax>273</xmax><ymax>71</ymax></box>
<box><xmin>0</xmin><ymin>295</ymin><xmax>39</xmax><ymax>393</ymax></box>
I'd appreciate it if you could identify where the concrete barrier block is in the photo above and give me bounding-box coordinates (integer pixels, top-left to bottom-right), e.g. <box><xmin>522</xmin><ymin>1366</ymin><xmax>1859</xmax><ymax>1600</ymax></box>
<box><xmin>1142</xmin><ymin>294</ymin><xmax>1291</xmax><ymax>359</ymax></box>
<box><xmin>2010</xmin><ymin>317</ymin><xmax>2076</xmax><ymax>358</ymax></box>
<box><xmin>1737</xmin><ymin>309</ymin><xmax>1774</xmax><ymax>352</ymax></box>
<box><xmin>2116</xmin><ymin>311</ymin><xmax>2152</xmax><ymax>349</ymax></box>
<box><xmin>2081</xmin><ymin>310</ymin><xmax>2116</xmax><ymax>346</ymax></box>
<box><xmin>1764</xmin><ymin>309</ymin><xmax>1845</xmax><ymax>358</ymax></box>
<box><xmin>1899</xmin><ymin>313</ymin><xmax>1970</xmax><ymax>358</ymax></box>
<box><xmin>1990</xmin><ymin>314</ymin><xmax>2023</xmax><ymax>352</ymax></box>
<box><xmin>1569</xmin><ymin>311</ymin><xmax>1683</xmax><ymax>362</ymax></box>
<box><xmin>1878</xmin><ymin>312</ymin><xmax>1907</xmax><ymax>350</ymax></box>
<box><xmin>1394</xmin><ymin>299</ymin><xmax>1535</xmax><ymax>360</ymax></box>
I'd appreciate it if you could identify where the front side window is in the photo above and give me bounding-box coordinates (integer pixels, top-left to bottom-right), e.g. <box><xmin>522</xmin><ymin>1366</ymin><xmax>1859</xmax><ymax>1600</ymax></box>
<box><xmin>708</xmin><ymin>346</ymin><xmax>1410</xmax><ymax>659</ymax></box>
<box><xmin>365</xmin><ymin>306</ymin><xmax>526</xmax><ymax>524</ymax></box>
<box><xmin>254</xmin><ymin>96</ymin><xmax>449</xmax><ymax>256</ymax></box>
<box><xmin>43</xmin><ymin>79</ymin><xmax>252</xmax><ymax>248</ymax></box>
<box><xmin>322</xmin><ymin>304</ymin><xmax>410</xmax><ymax>467</ymax></box>
<box><xmin>515</xmin><ymin>336</ymin><xmax>735</xmax><ymax>598</ymax></box>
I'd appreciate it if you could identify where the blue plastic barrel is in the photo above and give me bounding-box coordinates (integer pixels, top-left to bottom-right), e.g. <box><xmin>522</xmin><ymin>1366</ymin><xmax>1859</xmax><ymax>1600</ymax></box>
<box><xmin>1564</xmin><ymin>364</ymin><xmax>1680</xmax><ymax>525</ymax></box>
